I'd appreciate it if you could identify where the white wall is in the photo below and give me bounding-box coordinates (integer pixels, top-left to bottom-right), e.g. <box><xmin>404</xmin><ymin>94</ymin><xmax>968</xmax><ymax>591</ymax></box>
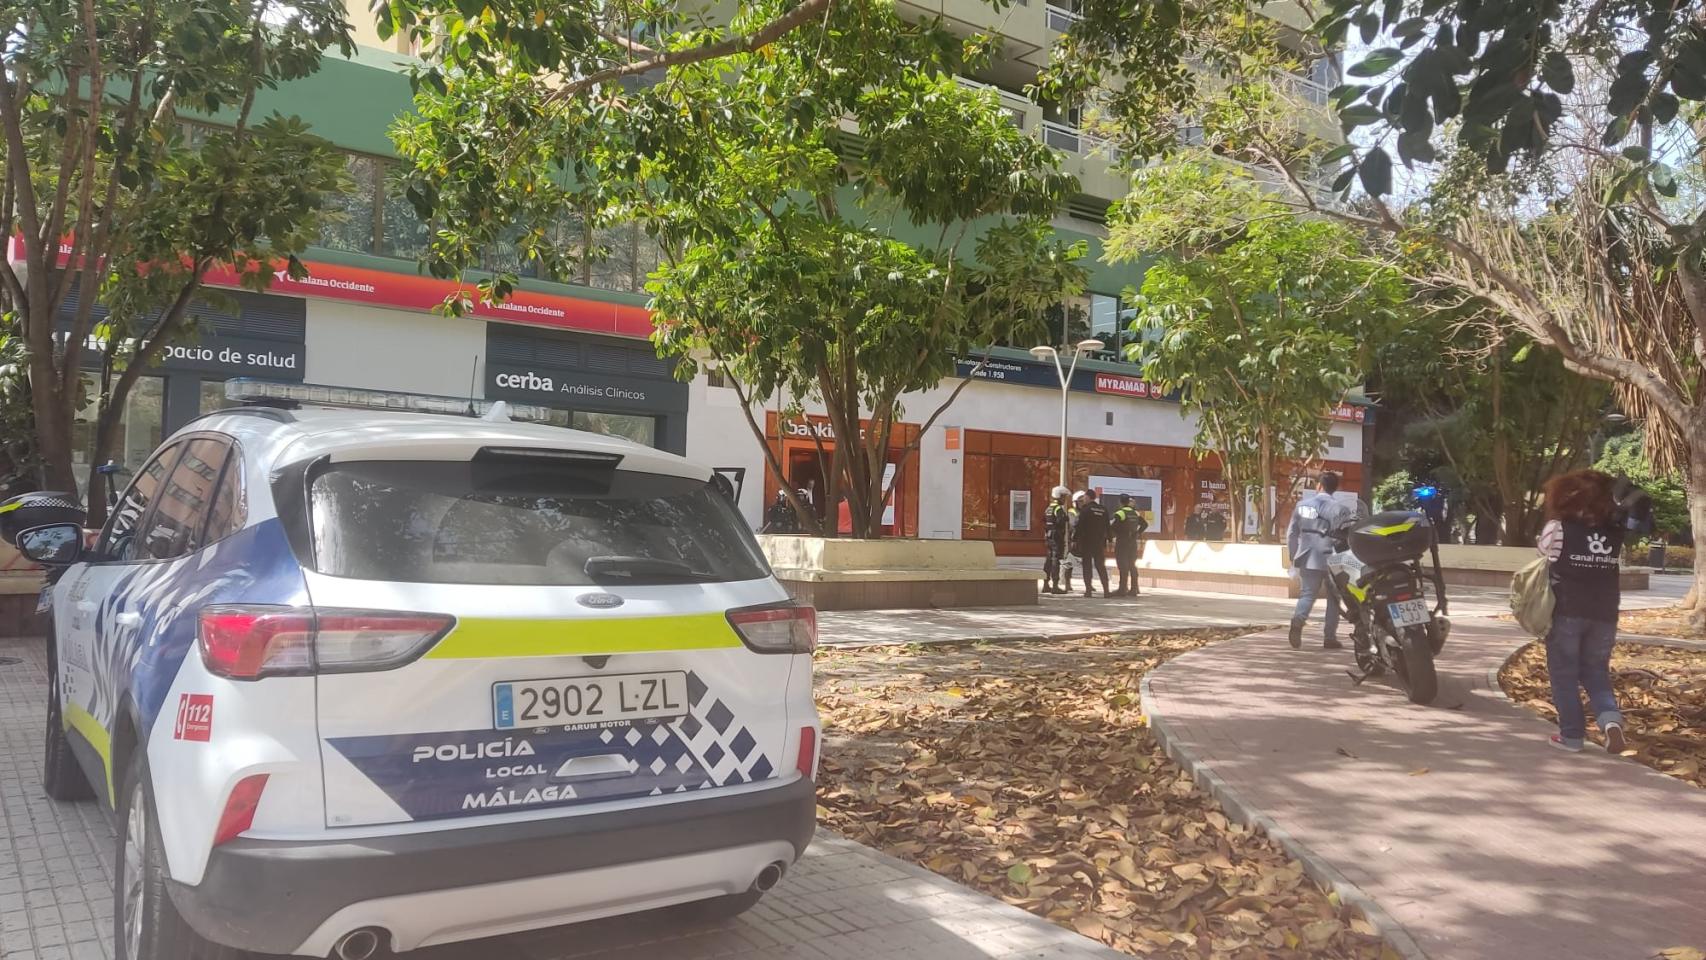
<box><xmin>684</xmin><ymin>377</ymin><xmax>771</xmax><ymax>527</ymax></box>
<box><xmin>305</xmin><ymin>300</ymin><xmax>488</xmax><ymax>397</ymax></box>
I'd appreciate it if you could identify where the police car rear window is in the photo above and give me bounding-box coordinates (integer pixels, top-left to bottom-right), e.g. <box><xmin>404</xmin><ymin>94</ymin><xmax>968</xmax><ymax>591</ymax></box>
<box><xmin>306</xmin><ymin>460</ymin><xmax>770</xmax><ymax>585</ymax></box>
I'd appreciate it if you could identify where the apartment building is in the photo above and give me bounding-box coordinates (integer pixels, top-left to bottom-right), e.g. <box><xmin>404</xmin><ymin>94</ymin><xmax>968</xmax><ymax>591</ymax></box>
<box><xmin>46</xmin><ymin>0</ymin><xmax>1362</xmax><ymax>549</ymax></box>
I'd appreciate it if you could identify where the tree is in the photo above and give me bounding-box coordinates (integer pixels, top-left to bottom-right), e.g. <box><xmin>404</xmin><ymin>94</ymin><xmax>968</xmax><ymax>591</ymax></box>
<box><xmin>1373</xmin><ymin>316</ymin><xmax>1610</xmax><ymax>545</ymax></box>
<box><xmin>379</xmin><ymin>0</ymin><xmax>844</xmax><ymax>309</ymax></box>
<box><xmin>640</xmin><ymin>8</ymin><xmax>1086</xmax><ymax>537</ymax></box>
<box><xmin>1</xmin><ymin>0</ymin><xmax>352</xmax><ymax>515</ymax></box>
<box><xmin>1124</xmin><ymin>217</ymin><xmax>1406</xmax><ymax>540</ymax></box>
<box><xmin>1053</xmin><ymin>0</ymin><xmax>1706</xmax><ymax>617</ymax></box>
<box><xmin>391</xmin><ymin>0</ymin><xmax>1087</xmax><ymax>538</ymax></box>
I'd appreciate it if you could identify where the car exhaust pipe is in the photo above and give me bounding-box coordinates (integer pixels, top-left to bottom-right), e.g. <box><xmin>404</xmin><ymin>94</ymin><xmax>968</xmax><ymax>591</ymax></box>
<box><xmin>753</xmin><ymin>862</ymin><xmax>785</xmax><ymax>893</ymax></box>
<box><xmin>333</xmin><ymin>927</ymin><xmax>384</xmax><ymax>960</ymax></box>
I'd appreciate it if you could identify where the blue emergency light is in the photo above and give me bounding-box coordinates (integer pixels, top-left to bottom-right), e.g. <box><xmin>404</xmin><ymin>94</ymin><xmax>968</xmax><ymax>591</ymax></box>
<box><xmin>1414</xmin><ymin>485</ymin><xmax>1439</xmax><ymax>501</ymax></box>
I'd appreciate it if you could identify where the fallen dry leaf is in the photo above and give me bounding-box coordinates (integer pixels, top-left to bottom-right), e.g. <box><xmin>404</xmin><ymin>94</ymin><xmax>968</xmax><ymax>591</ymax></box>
<box><xmin>1501</xmin><ymin>639</ymin><xmax>1706</xmax><ymax>791</ymax></box>
<box><xmin>1408</xmin><ymin>767</ymin><xmax>1429</xmax><ymax>777</ymax></box>
<box><xmin>1657</xmin><ymin>948</ymin><xmax>1706</xmax><ymax>960</ymax></box>
<box><xmin>814</xmin><ymin>628</ymin><xmax>1392</xmax><ymax>960</ymax></box>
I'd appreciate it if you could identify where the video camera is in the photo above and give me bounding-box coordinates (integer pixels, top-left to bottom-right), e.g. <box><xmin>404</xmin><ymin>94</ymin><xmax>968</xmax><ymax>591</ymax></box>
<box><xmin>1611</xmin><ymin>475</ymin><xmax>1654</xmax><ymax>536</ymax></box>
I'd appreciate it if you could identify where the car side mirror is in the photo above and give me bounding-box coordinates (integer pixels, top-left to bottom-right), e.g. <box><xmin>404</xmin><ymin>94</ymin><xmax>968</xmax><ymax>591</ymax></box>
<box><xmin>16</xmin><ymin>523</ymin><xmax>83</xmax><ymax>565</ymax></box>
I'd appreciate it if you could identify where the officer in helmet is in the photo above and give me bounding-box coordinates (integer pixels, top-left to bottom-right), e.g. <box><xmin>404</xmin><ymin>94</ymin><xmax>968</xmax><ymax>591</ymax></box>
<box><xmin>1042</xmin><ymin>486</ymin><xmax>1072</xmax><ymax>594</ymax></box>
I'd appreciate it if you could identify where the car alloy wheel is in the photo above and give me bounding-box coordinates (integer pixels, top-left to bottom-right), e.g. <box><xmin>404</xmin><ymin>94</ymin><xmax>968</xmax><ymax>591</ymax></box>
<box><xmin>122</xmin><ymin>779</ymin><xmax>147</xmax><ymax>960</ymax></box>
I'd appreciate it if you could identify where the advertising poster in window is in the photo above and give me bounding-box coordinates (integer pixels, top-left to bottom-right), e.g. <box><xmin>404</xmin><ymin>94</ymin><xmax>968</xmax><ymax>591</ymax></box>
<box><xmin>1087</xmin><ymin>475</ymin><xmax>1162</xmax><ymax>526</ymax></box>
<box><xmin>1009</xmin><ymin>490</ymin><xmax>1032</xmax><ymax>531</ymax></box>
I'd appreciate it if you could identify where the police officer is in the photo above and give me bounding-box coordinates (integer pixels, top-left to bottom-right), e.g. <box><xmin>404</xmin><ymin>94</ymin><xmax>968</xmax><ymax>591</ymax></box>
<box><xmin>762</xmin><ymin>491</ymin><xmax>796</xmax><ymax>533</ymax></box>
<box><xmin>1042</xmin><ymin>486</ymin><xmax>1072</xmax><ymax>594</ymax></box>
<box><xmin>1073</xmin><ymin>489</ymin><xmax>1112</xmax><ymax>597</ymax></box>
<box><xmin>1112</xmin><ymin>494</ymin><xmax>1150</xmax><ymax>596</ymax></box>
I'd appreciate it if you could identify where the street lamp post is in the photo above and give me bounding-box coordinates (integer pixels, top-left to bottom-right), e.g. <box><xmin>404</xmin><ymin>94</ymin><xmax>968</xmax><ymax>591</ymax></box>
<box><xmin>1030</xmin><ymin>339</ymin><xmax>1105</xmax><ymax>490</ymax></box>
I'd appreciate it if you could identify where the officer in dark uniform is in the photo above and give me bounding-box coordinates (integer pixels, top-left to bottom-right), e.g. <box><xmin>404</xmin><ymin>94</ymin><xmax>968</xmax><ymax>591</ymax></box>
<box><xmin>1111</xmin><ymin>494</ymin><xmax>1150</xmax><ymax>596</ymax></box>
<box><xmin>1073</xmin><ymin>489</ymin><xmax>1111</xmax><ymax>597</ymax></box>
<box><xmin>1042</xmin><ymin>486</ymin><xmax>1072</xmax><ymax>594</ymax></box>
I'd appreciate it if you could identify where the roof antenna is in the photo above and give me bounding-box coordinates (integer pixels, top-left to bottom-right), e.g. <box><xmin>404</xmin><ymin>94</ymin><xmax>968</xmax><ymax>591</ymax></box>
<box><xmin>465</xmin><ymin>354</ymin><xmax>480</xmax><ymax>417</ymax></box>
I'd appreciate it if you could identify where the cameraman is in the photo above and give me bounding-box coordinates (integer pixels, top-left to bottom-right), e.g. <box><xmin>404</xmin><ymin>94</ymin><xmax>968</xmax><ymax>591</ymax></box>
<box><xmin>1533</xmin><ymin>470</ymin><xmax>1651</xmax><ymax>754</ymax></box>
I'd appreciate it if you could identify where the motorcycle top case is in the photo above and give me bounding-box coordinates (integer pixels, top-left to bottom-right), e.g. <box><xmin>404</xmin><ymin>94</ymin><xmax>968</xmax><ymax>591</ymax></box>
<box><xmin>1347</xmin><ymin>511</ymin><xmax>1433</xmax><ymax>565</ymax></box>
<box><xmin>0</xmin><ymin>492</ymin><xmax>85</xmax><ymax>547</ymax></box>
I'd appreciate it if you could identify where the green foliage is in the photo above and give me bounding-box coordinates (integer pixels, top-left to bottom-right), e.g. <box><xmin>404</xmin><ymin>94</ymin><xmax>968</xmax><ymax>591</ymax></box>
<box><xmin>1372</xmin><ymin>315</ymin><xmax>1608</xmax><ymax>545</ymax></box>
<box><xmin>1311</xmin><ymin>0</ymin><xmax>1706</xmax><ymax>199</ymax></box>
<box><xmin>1371</xmin><ymin>470</ymin><xmax>1416</xmax><ymax>511</ymax></box>
<box><xmin>0</xmin><ymin>328</ymin><xmax>41</xmax><ymax>491</ymax></box>
<box><xmin>394</xmin><ymin>0</ymin><xmax>1087</xmax><ymax>537</ymax></box>
<box><xmin>1123</xmin><ymin>218</ymin><xmax>1406</xmax><ymax>538</ymax></box>
<box><xmin>1041</xmin><ymin>0</ymin><xmax>1308</xmax><ymax>164</ymax></box>
<box><xmin>1</xmin><ymin>0</ymin><xmax>353</xmax><ymax>497</ymax></box>
<box><xmin>1596</xmin><ymin>433</ymin><xmax>1691</xmax><ymax>540</ymax></box>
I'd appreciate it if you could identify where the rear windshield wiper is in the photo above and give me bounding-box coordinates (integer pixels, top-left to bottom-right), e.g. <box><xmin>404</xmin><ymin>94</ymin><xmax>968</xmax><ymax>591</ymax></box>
<box><xmin>583</xmin><ymin>555</ymin><xmax>720</xmax><ymax>582</ymax></box>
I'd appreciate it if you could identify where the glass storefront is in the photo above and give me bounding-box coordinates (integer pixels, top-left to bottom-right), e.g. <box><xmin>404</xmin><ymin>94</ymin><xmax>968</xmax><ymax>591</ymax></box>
<box><xmin>199</xmin><ymin>379</ymin><xmax>239</xmax><ymax>415</ymax></box>
<box><xmin>570</xmin><ymin>410</ymin><xmax>657</xmax><ymax>447</ymax></box>
<box><xmin>69</xmin><ymin>375</ymin><xmax>164</xmax><ymax>494</ymax></box>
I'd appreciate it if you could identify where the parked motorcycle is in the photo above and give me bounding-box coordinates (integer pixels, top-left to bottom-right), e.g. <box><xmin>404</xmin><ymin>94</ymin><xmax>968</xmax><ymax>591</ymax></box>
<box><xmin>1324</xmin><ymin>509</ymin><xmax>1452</xmax><ymax>705</ymax></box>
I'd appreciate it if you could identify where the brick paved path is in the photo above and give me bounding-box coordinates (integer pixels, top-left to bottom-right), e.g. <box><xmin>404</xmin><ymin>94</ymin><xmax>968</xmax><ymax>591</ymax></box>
<box><xmin>1143</xmin><ymin>618</ymin><xmax>1706</xmax><ymax>960</ymax></box>
<box><xmin>0</xmin><ymin>638</ymin><xmax>1121</xmax><ymax>960</ymax></box>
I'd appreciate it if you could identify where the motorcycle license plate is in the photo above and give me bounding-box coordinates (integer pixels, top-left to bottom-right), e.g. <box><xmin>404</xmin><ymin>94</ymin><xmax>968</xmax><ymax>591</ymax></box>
<box><xmin>1388</xmin><ymin>598</ymin><xmax>1430</xmax><ymax>628</ymax></box>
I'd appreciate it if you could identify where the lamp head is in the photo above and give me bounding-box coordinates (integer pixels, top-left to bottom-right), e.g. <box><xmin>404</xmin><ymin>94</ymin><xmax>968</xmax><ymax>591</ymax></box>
<box><xmin>1028</xmin><ymin>345</ymin><xmax>1057</xmax><ymax>360</ymax></box>
<box><xmin>1077</xmin><ymin>338</ymin><xmax>1106</xmax><ymax>353</ymax></box>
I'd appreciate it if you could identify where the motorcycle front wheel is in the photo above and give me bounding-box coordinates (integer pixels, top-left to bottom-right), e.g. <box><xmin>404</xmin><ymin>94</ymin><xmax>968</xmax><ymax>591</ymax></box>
<box><xmin>1392</xmin><ymin>624</ymin><xmax>1438</xmax><ymax>705</ymax></box>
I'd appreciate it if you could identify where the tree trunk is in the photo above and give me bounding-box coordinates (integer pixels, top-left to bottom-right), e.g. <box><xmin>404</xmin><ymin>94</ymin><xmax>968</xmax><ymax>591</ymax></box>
<box><xmin>1684</xmin><ymin>445</ymin><xmax>1706</xmax><ymax>623</ymax></box>
<box><xmin>28</xmin><ymin>349</ymin><xmax>76</xmax><ymax>492</ymax></box>
<box><xmin>1257</xmin><ymin>428</ymin><xmax>1274</xmax><ymax>542</ymax></box>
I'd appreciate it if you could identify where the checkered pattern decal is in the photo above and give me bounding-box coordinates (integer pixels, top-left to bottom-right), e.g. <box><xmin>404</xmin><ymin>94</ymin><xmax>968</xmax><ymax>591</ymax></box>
<box><xmin>327</xmin><ymin>671</ymin><xmax>778</xmax><ymax>821</ymax></box>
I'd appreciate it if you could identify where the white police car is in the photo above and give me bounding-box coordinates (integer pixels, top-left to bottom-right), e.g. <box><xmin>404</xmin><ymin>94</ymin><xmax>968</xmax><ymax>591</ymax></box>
<box><xmin>19</xmin><ymin>384</ymin><xmax>819</xmax><ymax>960</ymax></box>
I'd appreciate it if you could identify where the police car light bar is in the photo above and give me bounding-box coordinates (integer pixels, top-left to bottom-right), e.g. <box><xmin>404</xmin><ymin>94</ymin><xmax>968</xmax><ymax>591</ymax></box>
<box><xmin>224</xmin><ymin>379</ymin><xmax>556</xmax><ymax>424</ymax></box>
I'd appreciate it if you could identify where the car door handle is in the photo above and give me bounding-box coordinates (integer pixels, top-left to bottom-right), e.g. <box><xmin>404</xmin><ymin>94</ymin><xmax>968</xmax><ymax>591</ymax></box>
<box><xmin>75</xmin><ymin>600</ymin><xmax>96</xmax><ymax>612</ymax></box>
<box><xmin>553</xmin><ymin>754</ymin><xmax>634</xmax><ymax>782</ymax></box>
<box><xmin>114</xmin><ymin>612</ymin><xmax>142</xmax><ymax>627</ymax></box>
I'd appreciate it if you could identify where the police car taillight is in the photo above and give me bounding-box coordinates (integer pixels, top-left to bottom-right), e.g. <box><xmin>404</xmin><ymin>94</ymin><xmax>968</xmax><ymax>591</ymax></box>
<box><xmin>727</xmin><ymin>603</ymin><xmax>817</xmax><ymax>654</ymax></box>
<box><xmin>198</xmin><ymin>605</ymin><xmax>455</xmax><ymax>679</ymax></box>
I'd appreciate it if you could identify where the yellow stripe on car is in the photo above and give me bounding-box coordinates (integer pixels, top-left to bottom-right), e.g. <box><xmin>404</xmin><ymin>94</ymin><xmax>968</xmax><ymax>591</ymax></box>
<box><xmin>0</xmin><ymin>501</ymin><xmax>19</xmax><ymax>514</ymax></box>
<box><xmin>1369</xmin><ymin>520</ymin><xmax>1417</xmax><ymax>536</ymax></box>
<box><xmin>64</xmin><ymin>702</ymin><xmax>114</xmax><ymax>804</ymax></box>
<box><xmin>426</xmin><ymin>613</ymin><xmax>744</xmax><ymax>659</ymax></box>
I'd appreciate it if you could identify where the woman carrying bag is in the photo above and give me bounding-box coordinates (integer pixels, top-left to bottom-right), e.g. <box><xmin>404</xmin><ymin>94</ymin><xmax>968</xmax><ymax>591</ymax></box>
<box><xmin>1531</xmin><ymin>470</ymin><xmax>1650</xmax><ymax>754</ymax></box>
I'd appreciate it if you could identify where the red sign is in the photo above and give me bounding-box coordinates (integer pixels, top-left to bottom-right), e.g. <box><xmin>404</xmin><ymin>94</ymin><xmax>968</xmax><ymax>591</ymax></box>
<box><xmin>200</xmin><ymin>258</ymin><xmax>653</xmax><ymax>338</ymax></box>
<box><xmin>1094</xmin><ymin>372</ymin><xmax>1152</xmax><ymax>398</ymax></box>
<box><xmin>1330</xmin><ymin>403</ymin><xmax>1368</xmax><ymax>424</ymax></box>
<box><xmin>10</xmin><ymin>236</ymin><xmax>654</xmax><ymax>340</ymax></box>
<box><xmin>174</xmin><ymin>694</ymin><xmax>214</xmax><ymax>742</ymax></box>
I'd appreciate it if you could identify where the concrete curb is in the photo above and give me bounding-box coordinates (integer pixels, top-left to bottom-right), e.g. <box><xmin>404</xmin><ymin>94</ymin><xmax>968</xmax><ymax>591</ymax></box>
<box><xmin>1482</xmin><ymin>629</ymin><xmax>1706</xmax><ymax>706</ymax></box>
<box><xmin>819</xmin><ymin>624</ymin><xmax>1285</xmax><ymax>652</ymax></box>
<box><xmin>1139</xmin><ymin>656</ymin><xmax>1433</xmax><ymax>960</ymax></box>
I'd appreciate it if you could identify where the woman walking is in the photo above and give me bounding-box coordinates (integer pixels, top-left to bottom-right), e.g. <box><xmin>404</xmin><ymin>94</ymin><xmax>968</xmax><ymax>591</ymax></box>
<box><xmin>1535</xmin><ymin>470</ymin><xmax>1629</xmax><ymax>754</ymax></box>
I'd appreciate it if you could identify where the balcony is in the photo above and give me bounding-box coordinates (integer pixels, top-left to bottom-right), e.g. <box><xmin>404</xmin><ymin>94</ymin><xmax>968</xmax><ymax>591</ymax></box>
<box><xmin>1039</xmin><ymin>119</ymin><xmax>1115</xmax><ymax>160</ymax></box>
<box><xmin>1044</xmin><ymin>2</ymin><xmax>1081</xmax><ymax>32</ymax></box>
<box><xmin>1275</xmin><ymin>70</ymin><xmax>1331</xmax><ymax>106</ymax></box>
<box><xmin>955</xmin><ymin>77</ymin><xmax>1035</xmax><ymax>130</ymax></box>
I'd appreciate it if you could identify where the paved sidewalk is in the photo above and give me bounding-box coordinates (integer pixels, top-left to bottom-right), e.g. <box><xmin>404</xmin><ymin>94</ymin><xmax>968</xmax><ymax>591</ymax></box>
<box><xmin>1142</xmin><ymin>618</ymin><xmax>1706</xmax><ymax>960</ymax></box>
<box><xmin>0</xmin><ymin>638</ymin><xmax>1122</xmax><ymax>960</ymax></box>
<box><xmin>818</xmin><ymin>575</ymin><xmax>1687</xmax><ymax>647</ymax></box>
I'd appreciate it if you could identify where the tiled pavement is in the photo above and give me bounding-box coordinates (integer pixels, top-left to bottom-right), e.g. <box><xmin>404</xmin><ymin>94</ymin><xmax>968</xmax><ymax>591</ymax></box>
<box><xmin>0</xmin><ymin>637</ymin><xmax>1123</xmax><ymax>960</ymax></box>
<box><xmin>1143</xmin><ymin>617</ymin><xmax>1706</xmax><ymax>960</ymax></box>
